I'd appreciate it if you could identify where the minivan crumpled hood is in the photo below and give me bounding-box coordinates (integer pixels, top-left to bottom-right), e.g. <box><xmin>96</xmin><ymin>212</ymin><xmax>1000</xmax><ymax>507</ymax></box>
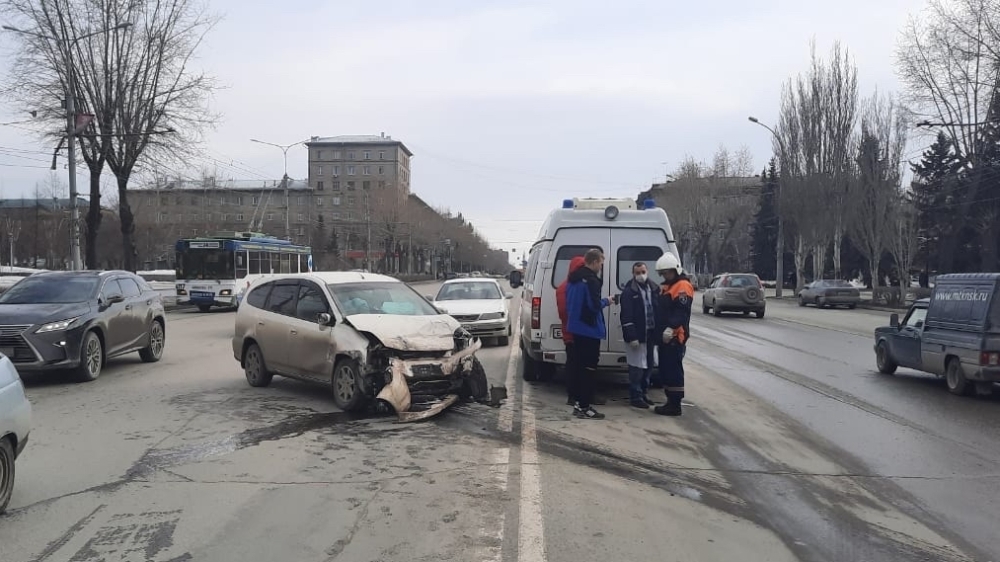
<box><xmin>346</xmin><ymin>314</ymin><xmax>461</xmax><ymax>351</ymax></box>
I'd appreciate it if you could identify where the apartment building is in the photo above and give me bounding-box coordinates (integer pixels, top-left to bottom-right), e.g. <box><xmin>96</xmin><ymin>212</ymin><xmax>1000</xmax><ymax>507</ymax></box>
<box><xmin>305</xmin><ymin>133</ymin><xmax>413</xmax><ymax>218</ymax></box>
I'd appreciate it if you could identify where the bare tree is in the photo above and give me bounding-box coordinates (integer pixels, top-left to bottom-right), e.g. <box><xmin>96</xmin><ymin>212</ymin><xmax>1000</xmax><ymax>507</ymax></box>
<box><xmin>1</xmin><ymin>0</ymin><xmax>218</xmax><ymax>271</ymax></box>
<box><xmin>888</xmin><ymin>196</ymin><xmax>920</xmax><ymax>298</ymax></box>
<box><xmin>848</xmin><ymin>92</ymin><xmax>908</xmax><ymax>287</ymax></box>
<box><xmin>775</xmin><ymin>41</ymin><xmax>858</xmax><ymax>290</ymax></box>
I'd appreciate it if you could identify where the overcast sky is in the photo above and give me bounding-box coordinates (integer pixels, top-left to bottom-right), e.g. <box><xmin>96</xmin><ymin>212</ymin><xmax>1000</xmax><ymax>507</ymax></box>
<box><xmin>0</xmin><ymin>0</ymin><xmax>925</xmax><ymax>262</ymax></box>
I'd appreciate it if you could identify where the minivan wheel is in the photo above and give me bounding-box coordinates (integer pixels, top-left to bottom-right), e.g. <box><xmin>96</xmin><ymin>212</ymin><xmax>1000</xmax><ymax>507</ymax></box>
<box><xmin>712</xmin><ymin>302</ymin><xmax>722</xmax><ymax>317</ymax></box>
<box><xmin>798</xmin><ymin>296</ymin><xmax>806</xmax><ymax>307</ymax></box>
<box><xmin>0</xmin><ymin>438</ymin><xmax>14</xmax><ymax>513</ymax></box>
<box><xmin>876</xmin><ymin>341</ymin><xmax>897</xmax><ymax>375</ymax></box>
<box><xmin>946</xmin><ymin>358</ymin><xmax>971</xmax><ymax>395</ymax></box>
<box><xmin>243</xmin><ymin>343</ymin><xmax>273</xmax><ymax>387</ymax></box>
<box><xmin>74</xmin><ymin>331</ymin><xmax>104</xmax><ymax>382</ymax></box>
<box><xmin>333</xmin><ymin>358</ymin><xmax>368</xmax><ymax>412</ymax></box>
<box><xmin>139</xmin><ymin>320</ymin><xmax>165</xmax><ymax>363</ymax></box>
<box><xmin>754</xmin><ymin>309</ymin><xmax>765</xmax><ymax>319</ymax></box>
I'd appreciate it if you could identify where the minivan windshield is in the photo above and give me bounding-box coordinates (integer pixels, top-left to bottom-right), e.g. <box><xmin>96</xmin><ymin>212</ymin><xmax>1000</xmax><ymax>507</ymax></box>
<box><xmin>328</xmin><ymin>281</ymin><xmax>439</xmax><ymax>316</ymax></box>
<box><xmin>0</xmin><ymin>275</ymin><xmax>100</xmax><ymax>304</ymax></box>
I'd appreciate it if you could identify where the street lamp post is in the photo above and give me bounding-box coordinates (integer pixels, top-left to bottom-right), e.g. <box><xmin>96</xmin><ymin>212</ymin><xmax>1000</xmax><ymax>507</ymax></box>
<box><xmin>2</xmin><ymin>22</ymin><xmax>132</xmax><ymax>271</ymax></box>
<box><xmin>250</xmin><ymin>138</ymin><xmax>309</xmax><ymax>240</ymax></box>
<box><xmin>748</xmin><ymin>115</ymin><xmax>786</xmax><ymax>298</ymax></box>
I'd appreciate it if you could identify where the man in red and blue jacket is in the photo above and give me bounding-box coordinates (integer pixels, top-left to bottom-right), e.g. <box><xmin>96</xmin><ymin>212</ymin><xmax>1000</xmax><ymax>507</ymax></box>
<box><xmin>556</xmin><ymin>256</ymin><xmax>586</xmax><ymax>405</ymax></box>
<box><xmin>566</xmin><ymin>249</ymin><xmax>611</xmax><ymax>420</ymax></box>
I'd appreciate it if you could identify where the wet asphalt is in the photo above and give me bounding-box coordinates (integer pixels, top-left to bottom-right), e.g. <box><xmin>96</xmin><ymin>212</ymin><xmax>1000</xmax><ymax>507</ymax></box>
<box><xmin>0</xmin><ymin>284</ymin><xmax>997</xmax><ymax>561</ymax></box>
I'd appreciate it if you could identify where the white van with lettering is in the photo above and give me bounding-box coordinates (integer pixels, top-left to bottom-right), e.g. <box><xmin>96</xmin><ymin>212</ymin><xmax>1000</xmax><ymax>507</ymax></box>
<box><xmin>515</xmin><ymin>198</ymin><xmax>679</xmax><ymax>381</ymax></box>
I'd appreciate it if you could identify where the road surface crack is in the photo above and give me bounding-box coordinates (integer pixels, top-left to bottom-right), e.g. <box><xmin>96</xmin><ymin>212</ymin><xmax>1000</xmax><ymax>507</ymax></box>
<box><xmin>323</xmin><ymin>484</ymin><xmax>382</xmax><ymax>561</ymax></box>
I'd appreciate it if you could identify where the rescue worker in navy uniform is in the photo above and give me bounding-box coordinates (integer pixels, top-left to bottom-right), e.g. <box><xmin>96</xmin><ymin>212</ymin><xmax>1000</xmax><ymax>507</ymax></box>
<box><xmin>653</xmin><ymin>253</ymin><xmax>694</xmax><ymax>416</ymax></box>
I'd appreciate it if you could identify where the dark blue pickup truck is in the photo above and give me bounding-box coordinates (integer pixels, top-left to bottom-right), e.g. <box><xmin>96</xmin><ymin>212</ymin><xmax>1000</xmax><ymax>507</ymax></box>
<box><xmin>873</xmin><ymin>273</ymin><xmax>1000</xmax><ymax>396</ymax></box>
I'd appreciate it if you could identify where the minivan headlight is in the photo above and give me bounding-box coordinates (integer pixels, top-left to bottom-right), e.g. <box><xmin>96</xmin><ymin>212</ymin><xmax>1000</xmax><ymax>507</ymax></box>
<box><xmin>481</xmin><ymin>312</ymin><xmax>504</xmax><ymax>320</ymax></box>
<box><xmin>36</xmin><ymin>317</ymin><xmax>79</xmax><ymax>333</ymax></box>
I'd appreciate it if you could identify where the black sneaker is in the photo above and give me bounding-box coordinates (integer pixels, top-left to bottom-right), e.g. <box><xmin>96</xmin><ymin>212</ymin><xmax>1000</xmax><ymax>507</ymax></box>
<box><xmin>630</xmin><ymin>401</ymin><xmax>650</xmax><ymax>409</ymax></box>
<box><xmin>574</xmin><ymin>406</ymin><xmax>606</xmax><ymax>419</ymax></box>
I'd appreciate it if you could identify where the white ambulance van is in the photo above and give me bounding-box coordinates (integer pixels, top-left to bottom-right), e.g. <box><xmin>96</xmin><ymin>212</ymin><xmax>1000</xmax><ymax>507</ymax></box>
<box><xmin>516</xmin><ymin>197</ymin><xmax>679</xmax><ymax>380</ymax></box>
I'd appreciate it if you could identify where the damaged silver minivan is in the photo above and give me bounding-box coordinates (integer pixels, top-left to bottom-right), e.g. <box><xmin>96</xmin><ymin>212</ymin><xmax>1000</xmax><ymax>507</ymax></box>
<box><xmin>232</xmin><ymin>272</ymin><xmax>504</xmax><ymax>422</ymax></box>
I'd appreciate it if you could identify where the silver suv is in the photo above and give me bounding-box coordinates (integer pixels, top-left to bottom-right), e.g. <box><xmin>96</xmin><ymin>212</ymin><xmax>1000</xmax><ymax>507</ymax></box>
<box><xmin>701</xmin><ymin>273</ymin><xmax>766</xmax><ymax>318</ymax></box>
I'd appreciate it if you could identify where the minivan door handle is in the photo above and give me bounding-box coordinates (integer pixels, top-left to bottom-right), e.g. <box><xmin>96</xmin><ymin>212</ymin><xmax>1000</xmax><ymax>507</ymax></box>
<box><xmin>290</xmin><ymin>329</ymin><xmax>297</xmax><ymax>335</ymax></box>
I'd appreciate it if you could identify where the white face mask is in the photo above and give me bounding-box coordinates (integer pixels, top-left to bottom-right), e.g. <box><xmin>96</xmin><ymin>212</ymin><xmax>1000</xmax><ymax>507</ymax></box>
<box><xmin>635</xmin><ymin>273</ymin><xmax>648</xmax><ymax>284</ymax></box>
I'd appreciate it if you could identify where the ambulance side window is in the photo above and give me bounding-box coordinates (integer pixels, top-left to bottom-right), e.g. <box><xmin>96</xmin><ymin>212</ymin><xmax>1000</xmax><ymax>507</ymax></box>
<box><xmin>616</xmin><ymin>246</ymin><xmax>663</xmax><ymax>289</ymax></box>
<box><xmin>552</xmin><ymin>245</ymin><xmax>601</xmax><ymax>288</ymax></box>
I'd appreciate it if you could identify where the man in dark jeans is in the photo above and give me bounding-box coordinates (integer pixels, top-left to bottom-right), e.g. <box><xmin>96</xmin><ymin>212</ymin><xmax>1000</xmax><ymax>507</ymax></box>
<box><xmin>557</xmin><ymin>256</ymin><xmax>587</xmax><ymax>405</ymax></box>
<box><xmin>566</xmin><ymin>248</ymin><xmax>611</xmax><ymax>420</ymax></box>
<box><xmin>620</xmin><ymin>261</ymin><xmax>659</xmax><ymax>408</ymax></box>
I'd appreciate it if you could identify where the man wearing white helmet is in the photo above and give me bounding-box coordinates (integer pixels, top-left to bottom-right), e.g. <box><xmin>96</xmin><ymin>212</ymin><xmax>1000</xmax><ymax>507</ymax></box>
<box><xmin>652</xmin><ymin>252</ymin><xmax>694</xmax><ymax>416</ymax></box>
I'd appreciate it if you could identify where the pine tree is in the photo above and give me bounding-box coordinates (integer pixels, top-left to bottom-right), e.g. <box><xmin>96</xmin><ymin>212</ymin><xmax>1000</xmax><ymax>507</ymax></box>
<box><xmin>750</xmin><ymin>159</ymin><xmax>779</xmax><ymax>280</ymax></box>
<box><xmin>910</xmin><ymin>132</ymin><xmax>964</xmax><ymax>272</ymax></box>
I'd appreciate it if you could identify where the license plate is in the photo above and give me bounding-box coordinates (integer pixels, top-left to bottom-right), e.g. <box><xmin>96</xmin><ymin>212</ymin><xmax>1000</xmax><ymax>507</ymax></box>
<box><xmin>192</xmin><ymin>291</ymin><xmax>214</xmax><ymax>299</ymax></box>
<box><xmin>0</xmin><ymin>347</ymin><xmax>13</xmax><ymax>357</ymax></box>
<box><xmin>552</xmin><ymin>327</ymin><xmax>562</xmax><ymax>339</ymax></box>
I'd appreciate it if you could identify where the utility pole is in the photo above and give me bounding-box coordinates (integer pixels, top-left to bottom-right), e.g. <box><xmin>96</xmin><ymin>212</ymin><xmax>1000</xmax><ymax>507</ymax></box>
<box><xmin>250</xmin><ymin>138</ymin><xmax>309</xmax><ymax>240</ymax></box>
<box><xmin>749</xmin><ymin>116</ymin><xmax>785</xmax><ymax>298</ymax></box>
<box><xmin>6</xmin><ymin>218</ymin><xmax>20</xmax><ymax>271</ymax></box>
<box><xmin>2</xmin><ymin>23</ymin><xmax>131</xmax><ymax>271</ymax></box>
<box><xmin>365</xmin><ymin>190</ymin><xmax>372</xmax><ymax>271</ymax></box>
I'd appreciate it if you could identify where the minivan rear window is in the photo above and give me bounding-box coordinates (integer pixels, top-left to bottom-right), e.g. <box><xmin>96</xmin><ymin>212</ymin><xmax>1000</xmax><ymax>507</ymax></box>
<box><xmin>617</xmin><ymin>246</ymin><xmax>663</xmax><ymax>288</ymax></box>
<box><xmin>552</xmin><ymin>245</ymin><xmax>603</xmax><ymax>288</ymax></box>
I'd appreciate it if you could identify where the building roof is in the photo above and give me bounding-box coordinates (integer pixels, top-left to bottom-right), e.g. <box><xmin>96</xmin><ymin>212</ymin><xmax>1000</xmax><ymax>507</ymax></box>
<box><xmin>135</xmin><ymin>179</ymin><xmax>311</xmax><ymax>192</ymax></box>
<box><xmin>0</xmin><ymin>197</ymin><xmax>89</xmax><ymax>209</ymax></box>
<box><xmin>306</xmin><ymin>134</ymin><xmax>413</xmax><ymax>157</ymax></box>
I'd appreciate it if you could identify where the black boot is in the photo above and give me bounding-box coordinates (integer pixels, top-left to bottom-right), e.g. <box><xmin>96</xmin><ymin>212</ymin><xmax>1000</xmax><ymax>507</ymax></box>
<box><xmin>654</xmin><ymin>402</ymin><xmax>682</xmax><ymax>416</ymax></box>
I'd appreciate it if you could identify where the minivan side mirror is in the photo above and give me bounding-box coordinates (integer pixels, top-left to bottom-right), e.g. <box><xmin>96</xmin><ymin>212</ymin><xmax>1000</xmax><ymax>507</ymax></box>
<box><xmin>317</xmin><ymin>312</ymin><xmax>334</xmax><ymax>326</ymax></box>
<box><xmin>425</xmin><ymin>295</ymin><xmax>435</xmax><ymax>301</ymax></box>
<box><xmin>889</xmin><ymin>313</ymin><xmax>899</xmax><ymax>328</ymax></box>
<box><xmin>505</xmin><ymin>292</ymin><xmax>514</xmax><ymax>299</ymax></box>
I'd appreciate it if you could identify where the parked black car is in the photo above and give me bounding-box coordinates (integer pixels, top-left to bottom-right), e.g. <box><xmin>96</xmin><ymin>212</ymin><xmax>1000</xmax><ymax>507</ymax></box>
<box><xmin>0</xmin><ymin>271</ymin><xmax>166</xmax><ymax>381</ymax></box>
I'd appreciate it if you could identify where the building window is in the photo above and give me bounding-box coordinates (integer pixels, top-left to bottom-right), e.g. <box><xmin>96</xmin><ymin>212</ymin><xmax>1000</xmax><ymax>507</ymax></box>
<box><xmin>317</xmin><ymin>181</ymin><xmax>324</xmax><ymax>191</ymax></box>
<box><xmin>236</xmin><ymin>196</ymin><xmax>244</xmax><ymax>205</ymax></box>
<box><xmin>332</xmin><ymin>211</ymin><xmax>341</xmax><ymax>220</ymax></box>
<box><xmin>348</xmin><ymin>165</ymin><xmax>355</xmax><ymax>175</ymax></box>
<box><xmin>160</xmin><ymin>197</ymin><xmax>168</xmax><ymax>206</ymax></box>
<box><xmin>189</xmin><ymin>214</ymin><xmax>198</xmax><ymax>222</ymax></box>
<box><xmin>332</xmin><ymin>181</ymin><xmax>340</xmax><ymax>191</ymax></box>
<box><xmin>236</xmin><ymin>213</ymin><xmax>245</xmax><ymax>222</ymax></box>
<box><xmin>364</xmin><ymin>151</ymin><xmax>370</xmax><ymax>160</ymax></box>
<box><xmin>222</xmin><ymin>213</ymin><xmax>229</xmax><ymax>221</ymax></box>
<box><xmin>298</xmin><ymin>196</ymin><xmax>306</xmax><ymax>206</ymax></box>
<box><xmin>363</xmin><ymin>166</ymin><xmax>370</xmax><ymax>175</ymax></box>
<box><xmin>316</xmin><ymin>197</ymin><xmax>324</xmax><ymax>206</ymax></box>
<box><xmin>333</xmin><ymin>150</ymin><xmax>341</xmax><ymax>159</ymax></box>
<box><xmin>252</xmin><ymin>196</ymin><xmax>259</xmax><ymax>205</ymax></box>
<box><xmin>317</xmin><ymin>150</ymin><xmax>324</xmax><ymax>159</ymax></box>
<box><xmin>298</xmin><ymin>227</ymin><xmax>305</xmax><ymax>236</ymax></box>
<box><xmin>362</xmin><ymin>181</ymin><xmax>371</xmax><ymax>190</ymax></box>
<box><xmin>157</xmin><ymin>212</ymin><xmax>167</xmax><ymax>222</ymax></box>
<box><xmin>378</xmin><ymin>166</ymin><xmax>384</xmax><ymax>175</ymax></box>
<box><xmin>379</xmin><ymin>181</ymin><xmax>386</xmax><ymax>189</ymax></box>
<box><xmin>346</xmin><ymin>195</ymin><xmax>355</xmax><ymax>206</ymax></box>
<box><xmin>346</xmin><ymin>210</ymin><xmax>354</xmax><ymax>221</ymax></box>
<box><xmin>332</xmin><ymin>197</ymin><xmax>341</xmax><ymax>206</ymax></box>
<box><xmin>347</xmin><ymin>181</ymin><xmax>356</xmax><ymax>191</ymax></box>
<box><xmin>347</xmin><ymin>152</ymin><xmax>354</xmax><ymax>159</ymax></box>
<box><xmin>379</xmin><ymin>151</ymin><xmax>385</xmax><ymax>160</ymax></box>
<box><xmin>333</xmin><ymin>165</ymin><xmax>339</xmax><ymax>176</ymax></box>
<box><xmin>205</xmin><ymin>213</ymin><xmax>212</xmax><ymax>222</ymax></box>
<box><xmin>297</xmin><ymin>213</ymin><xmax>305</xmax><ymax>222</ymax></box>
<box><xmin>317</xmin><ymin>166</ymin><xmax>323</xmax><ymax>176</ymax></box>
<box><xmin>267</xmin><ymin>212</ymin><xmax>274</xmax><ymax>221</ymax></box>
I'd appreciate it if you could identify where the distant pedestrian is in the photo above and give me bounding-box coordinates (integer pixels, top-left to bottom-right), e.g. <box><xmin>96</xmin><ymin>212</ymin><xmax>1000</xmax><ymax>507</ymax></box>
<box><xmin>620</xmin><ymin>262</ymin><xmax>659</xmax><ymax>409</ymax></box>
<box><xmin>566</xmin><ymin>248</ymin><xmax>611</xmax><ymax>419</ymax></box>
<box><xmin>557</xmin><ymin>255</ymin><xmax>587</xmax><ymax>405</ymax></box>
<box><xmin>653</xmin><ymin>253</ymin><xmax>694</xmax><ymax>417</ymax></box>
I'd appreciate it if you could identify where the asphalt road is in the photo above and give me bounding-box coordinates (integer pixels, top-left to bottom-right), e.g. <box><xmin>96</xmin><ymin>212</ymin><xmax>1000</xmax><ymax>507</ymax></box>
<box><xmin>0</xmin><ymin>282</ymin><xmax>996</xmax><ymax>561</ymax></box>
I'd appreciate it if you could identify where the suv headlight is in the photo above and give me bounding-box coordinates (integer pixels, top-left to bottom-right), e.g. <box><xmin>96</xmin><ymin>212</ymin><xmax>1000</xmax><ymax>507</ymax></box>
<box><xmin>480</xmin><ymin>312</ymin><xmax>504</xmax><ymax>320</ymax></box>
<box><xmin>36</xmin><ymin>317</ymin><xmax>79</xmax><ymax>333</ymax></box>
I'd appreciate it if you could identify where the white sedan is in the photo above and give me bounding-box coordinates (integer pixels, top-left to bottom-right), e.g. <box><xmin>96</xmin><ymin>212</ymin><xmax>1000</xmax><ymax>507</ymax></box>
<box><xmin>0</xmin><ymin>353</ymin><xmax>31</xmax><ymax>513</ymax></box>
<box><xmin>429</xmin><ymin>278</ymin><xmax>514</xmax><ymax>346</ymax></box>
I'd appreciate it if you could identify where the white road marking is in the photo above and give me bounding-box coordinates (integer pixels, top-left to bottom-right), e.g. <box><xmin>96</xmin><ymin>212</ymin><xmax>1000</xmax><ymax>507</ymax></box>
<box><xmin>475</xmin><ymin>447</ymin><xmax>511</xmax><ymax>562</ymax></box>
<box><xmin>498</xmin><ymin>313</ymin><xmax>520</xmax><ymax>433</ymax></box>
<box><xmin>518</xmin><ymin>402</ymin><xmax>546</xmax><ymax>562</ymax></box>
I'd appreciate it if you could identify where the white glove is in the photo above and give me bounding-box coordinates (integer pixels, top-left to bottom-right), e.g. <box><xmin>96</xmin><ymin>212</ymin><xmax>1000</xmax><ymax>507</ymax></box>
<box><xmin>662</xmin><ymin>327</ymin><xmax>675</xmax><ymax>343</ymax></box>
<box><xmin>628</xmin><ymin>340</ymin><xmax>640</xmax><ymax>349</ymax></box>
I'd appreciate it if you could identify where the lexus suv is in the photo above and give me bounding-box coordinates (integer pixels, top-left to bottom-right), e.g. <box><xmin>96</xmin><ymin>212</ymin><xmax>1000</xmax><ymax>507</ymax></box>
<box><xmin>0</xmin><ymin>271</ymin><xmax>167</xmax><ymax>381</ymax></box>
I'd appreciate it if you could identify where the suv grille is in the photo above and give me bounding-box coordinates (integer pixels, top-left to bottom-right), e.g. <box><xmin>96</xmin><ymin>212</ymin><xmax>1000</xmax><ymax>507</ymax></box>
<box><xmin>0</xmin><ymin>325</ymin><xmax>37</xmax><ymax>363</ymax></box>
